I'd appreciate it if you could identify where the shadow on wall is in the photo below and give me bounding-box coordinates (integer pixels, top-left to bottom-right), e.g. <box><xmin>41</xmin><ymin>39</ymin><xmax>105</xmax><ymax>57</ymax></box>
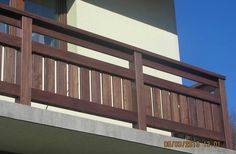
<box><xmin>81</xmin><ymin>0</ymin><xmax>177</xmax><ymax>34</ymax></box>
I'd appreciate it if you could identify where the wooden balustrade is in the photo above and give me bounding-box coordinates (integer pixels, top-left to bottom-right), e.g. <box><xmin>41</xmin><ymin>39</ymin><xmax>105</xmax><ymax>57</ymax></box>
<box><xmin>0</xmin><ymin>3</ymin><xmax>233</xmax><ymax>149</ymax></box>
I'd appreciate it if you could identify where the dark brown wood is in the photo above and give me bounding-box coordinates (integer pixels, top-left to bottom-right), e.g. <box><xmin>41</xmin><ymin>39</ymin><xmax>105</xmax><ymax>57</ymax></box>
<box><xmin>32</xmin><ymin>54</ymin><xmax>42</xmax><ymax>90</ymax></box>
<box><xmin>218</xmin><ymin>79</ymin><xmax>233</xmax><ymax>149</ymax></box>
<box><xmin>56</xmin><ymin>61</ymin><xmax>67</xmax><ymax>95</ymax></box>
<box><xmin>188</xmin><ymin>97</ymin><xmax>197</xmax><ymax>127</ymax></box>
<box><xmin>132</xmin><ymin>52</ymin><xmax>146</xmax><ymax>130</ymax></box>
<box><xmin>91</xmin><ymin>70</ymin><xmax>101</xmax><ymax>103</ymax></box>
<box><xmin>144</xmin><ymin>85</ymin><xmax>152</xmax><ymax>116</ymax></box>
<box><xmin>112</xmin><ymin>76</ymin><xmax>122</xmax><ymax>109</ymax></box>
<box><xmin>161</xmin><ymin>90</ymin><xmax>171</xmax><ymax>120</ymax></box>
<box><xmin>32</xmin><ymin>42</ymin><xmax>134</xmax><ymax>80</ymax></box>
<box><xmin>0</xmin><ymin>81</ymin><xmax>19</xmax><ymax>98</ymax></box>
<box><xmin>146</xmin><ymin>116</ymin><xmax>225</xmax><ymax>141</ymax></box>
<box><xmin>144</xmin><ymin>74</ymin><xmax>220</xmax><ymax>104</ymax></box>
<box><xmin>196</xmin><ymin>99</ymin><xmax>205</xmax><ymax>128</ymax></box>
<box><xmin>68</xmin><ymin>65</ymin><xmax>78</xmax><ymax>98</ymax></box>
<box><xmin>102</xmin><ymin>73</ymin><xmax>112</xmax><ymax>106</ymax></box>
<box><xmin>179</xmin><ymin>95</ymin><xmax>189</xmax><ymax>124</ymax></box>
<box><xmin>44</xmin><ymin>58</ymin><xmax>55</xmax><ymax>93</ymax></box>
<box><xmin>31</xmin><ymin>88</ymin><xmax>138</xmax><ymax>123</ymax></box>
<box><xmin>143</xmin><ymin>59</ymin><xmax>218</xmax><ymax>87</ymax></box>
<box><xmin>170</xmin><ymin>92</ymin><xmax>180</xmax><ymax>122</ymax></box>
<box><xmin>0</xmin><ymin>32</ymin><xmax>21</xmax><ymax>49</ymax></box>
<box><xmin>123</xmin><ymin>79</ymin><xmax>133</xmax><ymax>111</ymax></box>
<box><xmin>211</xmin><ymin>104</ymin><xmax>223</xmax><ymax>132</ymax></box>
<box><xmin>152</xmin><ymin>88</ymin><xmax>161</xmax><ymax>118</ymax></box>
<box><xmin>204</xmin><ymin>101</ymin><xmax>213</xmax><ymax>130</ymax></box>
<box><xmin>80</xmin><ymin>67</ymin><xmax>90</xmax><ymax>101</ymax></box>
<box><xmin>0</xmin><ymin>14</ymin><xmax>21</xmax><ymax>28</ymax></box>
<box><xmin>19</xmin><ymin>16</ymin><xmax>32</xmax><ymax>105</ymax></box>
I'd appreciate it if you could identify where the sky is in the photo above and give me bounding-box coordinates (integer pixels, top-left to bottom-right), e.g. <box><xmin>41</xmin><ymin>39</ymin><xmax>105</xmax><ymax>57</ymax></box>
<box><xmin>174</xmin><ymin>0</ymin><xmax>236</xmax><ymax>115</ymax></box>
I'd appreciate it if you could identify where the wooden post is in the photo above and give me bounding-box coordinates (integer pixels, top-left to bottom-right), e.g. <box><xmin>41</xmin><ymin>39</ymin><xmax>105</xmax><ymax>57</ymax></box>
<box><xmin>218</xmin><ymin>79</ymin><xmax>233</xmax><ymax>149</ymax></box>
<box><xmin>131</xmin><ymin>52</ymin><xmax>146</xmax><ymax>130</ymax></box>
<box><xmin>20</xmin><ymin>16</ymin><xmax>32</xmax><ymax>105</ymax></box>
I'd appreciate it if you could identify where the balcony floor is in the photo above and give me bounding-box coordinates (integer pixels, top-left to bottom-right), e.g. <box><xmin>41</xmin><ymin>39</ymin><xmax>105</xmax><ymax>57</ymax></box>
<box><xmin>0</xmin><ymin>100</ymin><xmax>235</xmax><ymax>154</ymax></box>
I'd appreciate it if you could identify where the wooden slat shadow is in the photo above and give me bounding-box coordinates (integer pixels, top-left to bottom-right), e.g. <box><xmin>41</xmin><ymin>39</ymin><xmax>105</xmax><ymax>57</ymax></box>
<box><xmin>44</xmin><ymin>58</ymin><xmax>55</xmax><ymax>93</ymax></box>
<box><xmin>32</xmin><ymin>54</ymin><xmax>42</xmax><ymax>90</ymax></box>
<box><xmin>80</xmin><ymin>67</ymin><xmax>90</xmax><ymax>101</ymax></box>
<box><xmin>152</xmin><ymin>88</ymin><xmax>161</xmax><ymax>118</ymax></box>
<box><xmin>144</xmin><ymin>85</ymin><xmax>152</xmax><ymax>116</ymax></box>
<box><xmin>91</xmin><ymin>70</ymin><xmax>101</xmax><ymax>103</ymax></box>
<box><xmin>170</xmin><ymin>92</ymin><xmax>180</xmax><ymax>122</ymax></box>
<box><xmin>113</xmin><ymin>76</ymin><xmax>122</xmax><ymax>109</ymax></box>
<box><xmin>68</xmin><ymin>65</ymin><xmax>78</xmax><ymax>98</ymax></box>
<box><xmin>161</xmin><ymin>90</ymin><xmax>171</xmax><ymax>120</ymax></box>
<box><xmin>123</xmin><ymin>79</ymin><xmax>133</xmax><ymax>111</ymax></box>
<box><xmin>102</xmin><ymin>73</ymin><xmax>112</xmax><ymax>106</ymax></box>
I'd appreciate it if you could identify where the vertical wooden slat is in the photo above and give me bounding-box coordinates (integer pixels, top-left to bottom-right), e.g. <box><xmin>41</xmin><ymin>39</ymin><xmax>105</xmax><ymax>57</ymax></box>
<box><xmin>123</xmin><ymin>79</ymin><xmax>133</xmax><ymax>111</ymax></box>
<box><xmin>170</xmin><ymin>92</ymin><xmax>180</xmax><ymax>122</ymax></box>
<box><xmin>80</xmin><ymin>67</ymin><xmax>90</xmax><ymax>101</ymax></box>
<box><xmin>56</xmin><ymin>61</ymin><xmax>67</xmax><ymax>95</ymax></box>
<box><xmin>91</xmin><ymin>70</ymin><xmax>101</xmax><ymax>103</ymax></box>
<box><xmin>203</xmin><ymin>102</ymin><xmax>213</xmax><ymax>130</ymax></box>
<box><xmin>179</xmin><ymin>95</ymin><xmax>189</xmax><ymax>124</ymax></box>
<box><xmin>4</xmin><ymin>47</ymin><xmax>16</xmax><ymax>83</ymax></box>
<box><xmin>112</xmin><ymin>76</ymin><xmax>122</xmax><ymax>109</ymax></box>
<box><xmin>161</xmin><ymin>90</ymin><xmax>171</xmax><ymax>120</ymax></box>
<box><xmin>132</xmin><ymin>52</ymin><xmax>146</xmax><ymax>130</ymax></box>
<box><xmin>44</xmin><ymin>58</ymin><xmax>55</xmax><ymax>93</ymax></box>
<box><xmin>20</xmin><ymin>16</ymin><xmax>32</xmax><ymax>105</ymax></box>
<box><xmin>68</xmin><ymin>65</ymin><xmax>78</xmax><ymax>98</ymax></box>
<box><xmin>102</xmin><ymin>73</ymin><xmax>112</xmax><ymax>106</ymax></box>
<box><xmin>152</xmin><ymin>88</ymin><xmax>161</xmax><ymax>118</ymax></box>
<box><xmin>196</xmin><ymin>99</ymin><xmax>205</xmax><ymax>128</ymax></box>
<box><xmin>211</xmin><ymin>104</ymin><xmax>223</xmax><ymax>132</ymax></box>
<box><xmin>144</xmin><ymin>85</ymin><xmax>152</xmax><ymax>116</ymax></box>
<box><xmin>218</xmin><ymin>79</ymin><xmax>233</xmax><ymax>149</ymax></box>
<box><xmin>188</xmin><ymin>97</ymin><xmax>197</xmax><ymax>127</ymax></box>
<box><xmin>32</xmin><ymin>55</ymin><xmax>42</xmax><ymax>89</ymax></box>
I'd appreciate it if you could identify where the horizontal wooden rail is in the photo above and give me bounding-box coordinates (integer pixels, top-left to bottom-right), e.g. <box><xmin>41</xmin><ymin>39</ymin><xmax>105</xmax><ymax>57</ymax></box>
<box><xmin>144</xmin><ymin>74</ymin><xmax>221</xmax><ymax>104</ymax></box>
<box><xmin>32</xmin><ymin>25</ymin><xmax>133</xmax><ymax>62</ymax></box>
<box><xmin>0</xmin><ymin>14</ymin><xmax>21</xmax><ymax>28</ymax></box>
<box><xmin>32</xmin><ymin>42</ymin><xmax>135</xmax><ymax>80</ymax></box>
<box><xmin>143</xmin><ymin>59</ymin><xmax>218</xmax><ymax>87</ymax></box>
<box><xmin>31</xmin><ymin>88</ymin><xmax>138</xmax><ymax>123</ymax></box>
<box><xmin>0</xmin><ymin>81</ymin><xmax>19</xmax><ymax>98</ymax></box>
<box><xmin>0</xmin><ymin>32</ymin><xmax>21</xmax><ymax>49</ymax></box>
<box><xmin>146</xmin><ymin>116</ymin><xmax>225</xmax><ymax>141</ymax></box>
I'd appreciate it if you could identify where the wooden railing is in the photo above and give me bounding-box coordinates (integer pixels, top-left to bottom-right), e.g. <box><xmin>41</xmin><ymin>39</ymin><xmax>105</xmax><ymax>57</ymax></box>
<box><xmin>0</xmin><ymin>4</ymin><xmax>233</xmax><ymax>149</ymax></box>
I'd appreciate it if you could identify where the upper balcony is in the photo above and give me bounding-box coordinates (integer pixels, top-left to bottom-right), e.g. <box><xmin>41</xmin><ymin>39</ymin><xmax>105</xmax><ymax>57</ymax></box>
<box><xmin>0</xmin><ymin>3</ymin><xmax>233</xmax><ymax>151</ymax></box>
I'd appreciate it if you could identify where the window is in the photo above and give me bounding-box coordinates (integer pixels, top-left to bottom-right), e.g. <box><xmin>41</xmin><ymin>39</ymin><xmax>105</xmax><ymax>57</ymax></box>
<box><xmin>0</xmin><ymin>0</ymin><xmax>10</xmax><ymax>33</ymax></box>
<box><xmin>24</xmin><ymin>0</ymin><xmax>60</xmax><ymax>47</ymax></box>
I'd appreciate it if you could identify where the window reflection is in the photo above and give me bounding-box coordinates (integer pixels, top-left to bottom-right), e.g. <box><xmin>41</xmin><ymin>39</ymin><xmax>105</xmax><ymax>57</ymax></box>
<box><xmin>25</xmin><ymin>0</ymin><xmax>59</xmax><ymax>47</ymax></box>
<box><xmin>0</xmin><ymin>0</ymin><xmax>9</xmax><ymax>33</ymax></box>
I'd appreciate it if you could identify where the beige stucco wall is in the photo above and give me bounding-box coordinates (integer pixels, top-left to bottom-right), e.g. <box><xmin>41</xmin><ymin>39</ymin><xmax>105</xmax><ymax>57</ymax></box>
<box><xmin>67</xmin><ymin>0</ymin><xmax>181</xmax><ymax>83</ymax></box>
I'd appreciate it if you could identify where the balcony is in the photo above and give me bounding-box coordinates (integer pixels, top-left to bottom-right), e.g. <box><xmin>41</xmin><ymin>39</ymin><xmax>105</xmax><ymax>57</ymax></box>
<box><xmin>0</xmin><ymin>3</ymin><xmax>233</xmax><ymax>151</ymax></box>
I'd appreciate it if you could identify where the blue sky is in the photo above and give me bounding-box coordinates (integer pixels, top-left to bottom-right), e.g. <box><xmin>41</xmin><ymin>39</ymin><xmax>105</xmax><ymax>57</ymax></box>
<box><xmin>174</xmin><ymin>1</ymin><xmax>236</xmax><ymax>115</ymax></box>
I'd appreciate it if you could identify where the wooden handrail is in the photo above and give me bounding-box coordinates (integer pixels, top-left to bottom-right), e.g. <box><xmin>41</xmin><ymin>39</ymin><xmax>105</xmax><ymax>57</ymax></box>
<box><xmin>0</xmin><ymin>4</ymin><xmax>225</xmax><ymax>81</ymax></box>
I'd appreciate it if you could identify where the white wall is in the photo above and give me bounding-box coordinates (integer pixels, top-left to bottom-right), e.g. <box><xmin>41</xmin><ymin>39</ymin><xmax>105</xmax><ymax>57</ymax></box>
<box><xmin>67</xmin><ymin>0</ymin><xmax>181</xmax><ymax>83</ymax></box>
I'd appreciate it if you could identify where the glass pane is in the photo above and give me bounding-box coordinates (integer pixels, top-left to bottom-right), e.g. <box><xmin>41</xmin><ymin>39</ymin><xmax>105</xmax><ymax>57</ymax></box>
<box><xmin>0</xmin><ymin>0</ymin><xmax>9</xmax><ymax>33</ymax></box>
<box><xmin>25</xmin><ymin>0</ymin><xmax>59</xmax><ymax>47</ymax></box>
<box><xmin>0</xmin><ymin>0</ymin><xmax>9</xmax><ymax>5</ymax></box>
